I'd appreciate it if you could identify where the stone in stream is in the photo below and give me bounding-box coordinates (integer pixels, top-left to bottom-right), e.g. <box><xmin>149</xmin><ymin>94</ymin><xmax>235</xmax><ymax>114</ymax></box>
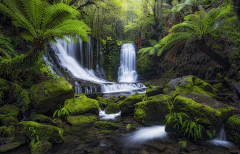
<box><xmin>146</xmin><ymin>86</ymin><xmax>163</xmax><ymax>97</ymax></box>
<box><xmin>96</xmin><ymin>97</ymin><xmax>109</xmax><ymax>109</ymax></box>
<box><xmin>1</xmin><ymin>116</ymin><xmax>18</xmax><ymax>126</ymax></box>
<box><xmin>0</xmin><ymin>140</ymin><xmax>26</xmax><ymax>152</ymax></box>
<box><xmin>225</xmin><ymin>116</ymin><xmax>240</xmax><ymax>147</ymax></box>
<box><xmin>64</xmin><ymin>97</ymin><xmax>99</xmax><ymax>115</ymax></box>
<box><xmin>93</xmin><ymin>121</ymin><xmax>119</xmax><ymax>130</ymax></box>
<box><xmin>66</xmin><ymin>115</ymin><xmax>97</xmax><ymax>126</ymax></box>
<box><xmin>31</xmin><ymin>140</ymin><xmax>52</xmax><ymax>154</ymax></box>
<box><xmin>53</xmin><ymin>118</ymin><xmax>62</xmax><ymax>125</ymax></box>
<box><xmin>119</xmin><ymin>94</ymin><xmax>145</xmax><ymax>115</ymax></box>
<box><xmin>105</xmin><ymin>103</ymin><xmax>120</xmax><ymax>114</ymax></box>
<box><xmin>30</xmin><ymin>77</ymin><xmax>74</xmax><ymax>114</ymax></box>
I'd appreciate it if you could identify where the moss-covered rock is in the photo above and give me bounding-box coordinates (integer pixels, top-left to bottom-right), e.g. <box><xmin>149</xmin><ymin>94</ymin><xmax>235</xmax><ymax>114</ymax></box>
<box><xmin>147</xmin><ymin>94</ymin><xmax>173</xmax><ymax>105</ymax></box>
<box><xmin>85</xmin><ymin>92</ymin><xmax>104</xmax><ymax>99</ymax></box>
<box><xmin>66</xmin><ymin>115</ymin><xmax>97</xmax><ymax>126</ymax></box>
<box><xmin>146</xmin><ymin>86</ymin><xmax>163</xmax><ymax>97</ymax></box>
<box><xmin>31</xmin><ymin>140</ymin><xmax>52</xmax><ymax>154</ymax></box>
<box><xmin>30</xmin><ymin>77</ymin><xmax>74</xmax><ymax>114</ymax></box>
<box><xmin>0</xmin><ymin>140</ymin><xmax>26</xmax><ymax>152</ymax></box>
<box><xmin>30</xmin><ymin>112</ymin><xmax>52</xmax><ymax>122</ymax></box>
<box><xmin>53</xmin><ymin>118</ymin><xmax>62</xmax><ymax>125</ymax></box>
<box><xmin>18</xmin><ymin>121</ymin><xmax>64</xmax><ymax>143</ymax></box>
<box><xmin>0</xmin><ymin>126</ymin><xmax>7</xmax><ymax>136</ymax></box>
<box><xmin>93</xmin><ymin>121</ymin><xmax>119</xmax><ymax>130</ymax></box>
<box><xmin>119</xmin><ymin>94</ymin><xmax>145</xmax><ymax>115</ymax></box>
<box><xmin>4</xmin><ymin>125</ymin><xmax>15</xmax><ymax>136</ymax></box>
<box><xmin>178</xmin><ymin>140</ymin><xmax>187</xmax><ymax>149</ymax></box>
<box><xmin>163</xmin><ymin>75</ymin><xmax>216</xmax><ymax>99</ymax></box>
<box><xmin>165</xmin><ymin>95</ymin><xmax>233</xmax><ymax>140</ymax></box>
<box><xmin>0</xmin><ymin>104</ymin><xmax>19</xmax><ymax>116</ymax></box>
<box><xmin>105</xmin><ymin>103</ymin><xmax>120</xmax><ymax>114</ymax></box>
<box><xmin>125</xmin><ymin>124</ymin><xmax>136</xmax><ymax>132</ymax></box>
<box><xmin>225</xmin><ymin>116</ymin><xmax>240</xmax><ymax>147</ymax></box>
<box><xmin>134</xmin><ymin>100</ymin><xmax>171</xmax><ymax>126</ymax></box>
<box><xmin>1</xmin><ymin>116</ymin><xmax>18</xmax><ymax>126</ymax></box>
<box><xmin>64</xmin><ymin>97</ymin><xmax>99</xmax><ymax>115</ymax></box>
<box><xmin>100</xmin><ymin>130</ymin><xmax>111</xmax><ymax>135</ymax></box>
<box><xmin>96</xmin><ymin>97</ymin><xmax>109</xmax><ymax>109</ymax></box>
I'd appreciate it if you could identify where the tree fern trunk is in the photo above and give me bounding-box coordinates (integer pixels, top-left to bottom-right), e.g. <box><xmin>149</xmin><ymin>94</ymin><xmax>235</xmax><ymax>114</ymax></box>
<box><xmin>196</xmin><ymin>39</ymin><xmax>231</xmax><ymax>70</ymax></box>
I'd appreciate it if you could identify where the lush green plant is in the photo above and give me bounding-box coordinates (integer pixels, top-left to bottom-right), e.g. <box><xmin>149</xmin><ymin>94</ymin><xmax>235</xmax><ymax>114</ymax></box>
<box><xmin>53</xmin><ymin>107</ymin><xmax>70</xmax><ymax>118</ymax></box>
<box><xmin>27</xmin><ymin>127</ymin><xmax>40</xmax><ymax>148</ymax></box>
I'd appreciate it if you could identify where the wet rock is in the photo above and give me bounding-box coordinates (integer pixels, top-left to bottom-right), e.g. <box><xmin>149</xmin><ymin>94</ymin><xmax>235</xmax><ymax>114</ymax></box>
<box><xmin>105</xmin><ymin>103</ymin><xmax>120</xmax><ymax>114</ymax></box>
<box><xmin>147</xmin><ymin>94</ymin><xmax>173</xmax><ymax>104</ymax></box>
<box><xmin>93</xmin><ymin>121</ymin><xmax>119</xmax><ymax>130</ymax></box>
<box><xmin>125</xmin><ymin>124</ymin><xmax>136</xmax><ymax>132</ymax></box>
<box><xmin>146</xmin><ymin>86</ymin><xmax>163</xmax><ymax>97</ymax></box>
<box><xmin>0</xmin><ymin>104</ymin><xmax>19</xmax><ymax>116</ymax></box>
<box><xmin>53</xmin><ymin>118</ymin><xmax>62</xmax><ymax>125</ymax></box>
<box><xmin>18</xmin><ymin>121</ymin><xmax>64</xmax><ymax>143</ymax></box>
<box><xmin>119</xmin><ymin>94</ymin><xmax>145</xmax><ymax>115</ymax></box>
<box><xmin>1</xmin><ymin>116</ymin><xmax>18</xmax><ymax>126</ymax></box>
<box><xmin>0</xmin><ymin>125</ymin><xmax>15</xmax><ymax>136</ymax></box>
<box><xmin>100</xmin><ymin>130</ymin><xmax>111</xmax><ymax>135</ymax></box>
<box><xmin>31</xmin><ymin>140</ymin><xmax>52</xmax><ymax>154</ymax></box>
<box><xmin>0</xmin><ymin>140</ymin><xmax>26</xmax><ymax>152</ymax></box>
<box><xmin>66</xmin><ymin>115</ymin><xmax>97</xmax><ymax>126</ymax></box>
<box><xmin>64</xmin><ymin>97</ymin><xmax>99</xmax><ymax>115</ymax></box>
<box><xmin>30</xmin><ymin>112</ymin><xmax>52</xmax><ymax>122</ymax></box>
<box><xmin>96</xmin><ymin>97</ymin><xmax>109</xmax><ymax>109</ymax></box>
<box><xmin>85</xmin><ymin>92</ymin><xmax>104</xmax><ymax>99</ymax></box>
<box><xmin>225</xmin><ymin>116</ymin><xmax>240</xmax><ymax>147</ymax></box>
<box><xmin>163</xmin><ymin>75</ymin><xmax>216</xmax><ymax>99</ymax></box>
<box><xmin>134</xmin><ymin>100</ymin><xmax>171</xmax><ymax>126</ymax></box>
<box><xmin>30</xmin><ymin>77</ymin><xmax>74</xmax><ymax>114</ymax></box>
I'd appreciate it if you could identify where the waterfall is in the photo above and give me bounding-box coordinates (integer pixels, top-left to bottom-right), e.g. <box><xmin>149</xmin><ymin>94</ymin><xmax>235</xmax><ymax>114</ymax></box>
<box><xmin>209</xmin><ymin>126</ymin><xmax>233</xmax><ymax>148</ymax></box>
<box><xmin>47</xmin><ymin>36</ymin><xmax>146</xmax><ymax>94</ymax></box>
<box><xmin>118</xmin><ymin>44</ymin><xmax>138</xmax><ymax>82</ymax></box>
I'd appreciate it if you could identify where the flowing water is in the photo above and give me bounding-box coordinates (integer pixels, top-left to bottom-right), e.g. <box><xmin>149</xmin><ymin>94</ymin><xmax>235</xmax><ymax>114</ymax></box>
<box><xmin>209</xmin><ymin>126</ymin><xmax>233</xmax><ymax>148</ymax></box>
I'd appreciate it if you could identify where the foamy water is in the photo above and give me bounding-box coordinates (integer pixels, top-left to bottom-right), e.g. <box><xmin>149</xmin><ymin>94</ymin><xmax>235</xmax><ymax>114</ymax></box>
<box><xmin>99</xmin><ymin>108</ymin><xmax>121</xmax><ymax>120</ymax></box>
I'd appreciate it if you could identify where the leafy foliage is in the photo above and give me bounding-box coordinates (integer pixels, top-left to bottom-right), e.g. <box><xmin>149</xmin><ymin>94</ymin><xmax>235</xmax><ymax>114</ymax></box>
<box><xmin>27</xmin><ymin>127</ymin><xmax>39</xmax><ymax>148</ymax></box>
<box><xmin>53</xmin><ymin>107</ymin><xmax>70</xmax><ymax>118</ymax></box>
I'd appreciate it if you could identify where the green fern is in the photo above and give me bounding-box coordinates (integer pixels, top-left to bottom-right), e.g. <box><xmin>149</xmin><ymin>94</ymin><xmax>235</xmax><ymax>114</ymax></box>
<box><xmin>53</xmin><ymin>107</ymin><xmax>70</xmax><ymax>118</ymax></box>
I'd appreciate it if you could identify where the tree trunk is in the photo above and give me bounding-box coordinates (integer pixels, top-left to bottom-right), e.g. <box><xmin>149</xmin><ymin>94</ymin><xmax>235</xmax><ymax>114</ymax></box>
<box><xmin>196</xmin><ymin>38</ymin><xmax>231</xmax><ymax>70</ymax></box>
<box><xmin>138</xmin><ymin>32</ymin><xmax>142</xmax><ymax>48</ymax></box>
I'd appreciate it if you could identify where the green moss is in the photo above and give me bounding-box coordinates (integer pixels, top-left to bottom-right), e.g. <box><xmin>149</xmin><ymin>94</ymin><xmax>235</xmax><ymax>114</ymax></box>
<box><xmin>147</xmin><ymin>94</ymin><xmax>173</xmax><ymax>105</ymax></box>
<box><xmin>225</xmin><ymin>116</ymin><xmax>240</xmax><ymax>147</ymax></box>
<box><xmin>0</xmin><ymin>126</ymin><xmax>7</xmax><ymax>136</ymax></box>
<box><xmin>119</xmin><ymin>94</ymin><xmax>145</xmax><ymax>114</ymax></box>
<box><xmin>39</xmin><ymin>64</ymin><xmax>52</xmax><ymax>78</ymax></box>
<box><xmin>30</xmin><ymin>112</ymin><xmax>52</xmax><ymax>122</ymax></box>
<box><xmin>178</xmin><ymin>140</ymin><xmax>187</xmax><ymax>149</ymax></box>
<box><xmin>1</xmin><ymin>116</ymin><xmax>18</xmax><ymax>126</ymax></box>
<box><xmin>18</xmin><ymin>121</ymin><xmax>64</xmax><ymax>143</ymax></box>
<box><xmin>100</xmin><ymin>130</ymin><xmax>111</xmax><ymax>135</ymax></box>
<box><xmin>125</xmin><ymin>124</ymin><xmax>136</xmax><ymax>132</ymax></box>
<box><xmin>136</xmin><ymin>54</ymin><xmax>155</xmax><ymax>79</ymax></box>
<box><xmin>64</xmin><ymin>97</ymin><xmax>99</xmax><ymax>115</ymax></box>
<box><xmin>146</xmin><ymin>86</ymin><xmax>163</xmax><ymax>97</ymax></box>
<box><xmin>0</xmin><ymin>104</ymin><xmax>19</xmax><ymax>117</ymax></box>
<box><xmin>4</xmin><ymin>125</ymin><xmax>15</xmax><ymax>136</ymax></box>
<box><xmin>31</xmin><ymin>140</ymin><xmax>52</xmax><ymax>154</ymax></box>
<box><xmin>66</xmin><ymin>115</ymin><xmax>97</xmax><ymax>126</ymax></box>
<box><xmin>96</xmin><ymin>97</ymin><xmax>109</xmax><ymax>109</ymax></box>
<box><xmin>93</xmin><ymin>121</ymin><xmax>119</xmax><ymax>130</ymax></box>
<box><xmin>52</xmin><ymin>118</ymin><xmax>62</xmax><ymax>125</ymax></box>
<box><xmin>74</xmin><ymin>94</ymin><xmax>87</xmax><ymax>99</ymax></box>
<box><xmin>105</xmin><ymin>103</ymin><xmax>120</xmax><ymax>114</ymax></box>
<box><xmin>134</xmin><ymin>100</ymin><xmax>171</xmax><ymax>126</ymax></box>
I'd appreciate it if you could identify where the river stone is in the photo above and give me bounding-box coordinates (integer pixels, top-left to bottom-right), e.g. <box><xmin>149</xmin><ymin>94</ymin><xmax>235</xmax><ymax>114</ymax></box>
<box><xmin>64</xmin><ymin>97</ymin><xmax>99</xmax><ymax>115</ymax></box>
<box><xmin>165</xmin><ymin>95</ymin><xmax>233</xmax><ymax>140</ymax></box>
<box><xmin>163</xmin><ymin>75</ymin><xmax>216</xmax><ymax>99</ymax></box>
<box><xmin>119</xmin><ymin>94</ymin><xmax>145</xmax><ymax>115</ymax></box>
<box><xmin>66</xmin><ymin>115</ymin><xmax>97</xmax><ymax>126</ymax></box>
<box><xmin>0</xmin><ymin>104</ymin><xmax>19</xmax><ymax>116</ymax></box>
<box><xmin>147</xmin><ymin>94</ymin><xmax>173</xmax><ymax>105</ymax></box>
<box><xmin>31</xmin><ymin>140</ymin><xmax>52</xmax><ymax>154</ymax></box>
<box><xmin>18</xmin><ymin>121</ymin><xmax>64</xmax><ymax>143</ymax></box>
<box><xmin>134</xmin><ymin>100</ymin><xmax>171</xmax><ymax>126</ymax></box>
<box><xmin>225</xmin><ymin>116</ymin><xmax>240</xmax><ymax>147</ymax></box>
<box><xmin>30</xmin><ymin>77</ymin><xmax>74</xmax><ymax>114</ymax></box>
<box><xmin>0</xmin><ymin>140</ymin><xmax>26</xmax><ymax>152</ymax></box>
<box><xmin>146</xmin><ymin>86</ymin><xmax>163</xmax><ymax>96</ymax></box>
<box><xmin>93</xmin><ymin>121</ymin><xmax>119</xmax><ymax>130</ymax></box>
<box><xmin>105</xmin><ymin>103</ymin><xmax>120</xmax><ymax>114</ymax></box>
<box><xmin>30</xmin><ymin>112</ymin><xmax>52</xmax><ymax>122</ymax></box>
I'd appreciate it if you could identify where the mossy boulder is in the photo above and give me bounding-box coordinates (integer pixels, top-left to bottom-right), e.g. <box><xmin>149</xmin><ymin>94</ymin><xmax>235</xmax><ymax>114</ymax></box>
<box><xmin>134</xmin><ymin>100</ymin><xmax>171</xmax><ymax>126</ymax></box>
<box><xmin>18</xmin><ymin>121</ymin><xmax>64</xmax><ymax>143</ymax></box>
<box><xmin>125</xmin><ymin>124</ymin><xmax>136</xmax><ymax>132</ymax></box>
<box><xmin>85</xmin><ymin>92</ymin><xmax>104</xmax><ymax>99</ymax></box>
<box><xmin>146</xmin><ymin>86</ymin><xmax>163</xmax><ymax>96</ymax></box>
<box><xmin>66</xmin><ymin>115</ymin><xmax>97</xmax><ymax>126</ymax></box>
<box><xmin>93</xmin><ymin>121</ymin><xmax>119</xmax><ymax>130</ymax></box>
<box><xmin>1</xmin><ymin>116</ymin><xmax>18</xmax><ymax>126</ymax></box>
<box><xmin>31</xmin><ymin>140</ymin><xmax>52</xmax><ymax>154</ymax></box>
<box><xmin>100</xmin><ymin>130</ymin><xmax>111</xmax><ymax>135</ymax></box>
<box><xmin>53</xmin><ymin>118</ymin><xmax>62</xmax><ymax>125</ymax></box>
<box><xmin>105</xmin><ymin>103</ymin><xmax>120</xmax><ymax>114</ymax></box>
<box><xmin>119</xmin><ymin>94</ymin><xmax>145</xmax><ymax>115</ymax></box>
<box><xmin>163</xmin><ymin>75</ymin><xmax>216</xmax><ymax>99</ymax></box>
<box><xmin>225</xmin><ymin>116</ymin><xmax>240</xmax><ymax>147</ymax></box>
<box><xmin>30</xmin><ymin>77</ymin><xmax>74</xmax><ymax>114</ymax></box>
<box><xmin>64</xmin><ymin>97</ymin><xmax>99</xmax><ymax>115</ymax></box>
<box><xmin>147</xmin><ymin>94</ymin><xmax>173</xmax><ymax>105</ymax></box>
<box><xmin>0</xmin><ymin>125</ymin><xmax>15</xmax><ymax>136</ymax></box>
<box><xmin>0</xmin><ymin>140</ymin><xmax>26</xmax><ymax>152</ymax></box>
<box><xmin>0</xmin><ymin>104</ymin><xmax>19</xmax><ymax>116</ymax></box>
<box><xmin>96</xmin><ymin>97</ymin><xmax>109</xmax><ymax>109</ymax></box>
<box><xmin>30</xmin><ymin>112</ymin><xmax>52</xmax><ymax>122</ymax></box>
<box><xmin>165</xmin><ymin>95</ymin><xmax>233</xmax><ymax>140</ymax></box>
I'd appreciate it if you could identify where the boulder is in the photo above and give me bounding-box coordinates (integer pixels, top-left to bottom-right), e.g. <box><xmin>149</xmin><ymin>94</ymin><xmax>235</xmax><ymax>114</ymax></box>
<box><xmin>147</xmin><ymin>94</ymin><xmax>173</xmax><ymax>105</ymax></box>
<box><xmin>119</xmin><ymin>94</ymin><xmax>145</xmax><ymax>115</ymax></box>
<box><xmin>53</xmin><ymin>118</ymin><xmax>62</xmax><ymax>125</ymax></box>
<box><xmin>125</xmin><ymin>124</ymin><xmax>136</xmax><ymax>132</ymax></box>
<box><xmin>225</xmin><ymin>116</ymin><xmax>240</xmax><ymax>147</ymax></box>
<box><xmin>165</xmin><ymin>95</ymin><xmax>233</xmax><ymax>140</ymax></box>
<box><xmin>146</xmin><ymin>86</ymin><xmax>163</xmax><ymax>96</ymax></box>
<box><xmin>93</xmin><ymin>121</ymin><xmax>119</xmax><ymax>130</ymax></box>
<box><xmin>105</xmin><ymin>103</ymin><xmax>120</xmax><ymax>114</ymax></box>
<box><xmin>96</xmin><ymin>97</ymin><xmax>109</xmax><ymax>109</ymax></box>
<box><xmin>30</xmin><ymin>77</ymin><xmax>74</xmax><ymax>114</ymax></box>
<box><xmin>0</xmin><ymin>140</ymin><xmax>26</xmax><ymax>152</ymax></box>
<box><xmin>0</xmin><ymin>125</ymin><xmax>15</xmax><ymax>136</ymax></box>
<box><xmin>134</xmin><ymin>100</ymin><xmax>171</xmax><ymax>126</ymax></box>
<box><xmin>31</xmin><ymin>140</ymin><xmax>52</xmax><ymax>154</ymax></box>
<box><xmin>18</xmin><ymin>121</ymin><xmax>64</xmax><ymax>143</ymax></box>
<box><xmin>66</xmin><ymin>115</ymin><xmax>97</xmax><ymax>126</ymax></box>
<box><xmin>85</xmin><ymin>92</ymin><xmax>104</xmax><ymax>99</ymax></box>
<box><xmin>163</xmin><ymin>75</ymin><xmax>216</xmax><ymax>99</ymax></box>
<box><xmin>1</xmin><ymin>116</ymin><xmax>18</xmax><ymax>126</ymax></box>
<box><xmin>64</xmin><ymin>97</ymin><xmax>99</xmax><ymax>115</ymax></box>
<box><xmin>30</xmin><ymin>112</ymin><xmax>52</xmax><ymax>122</ymax></box>
<box><xmin>100</xmin><ymin>130</ymin><xmax>111</xmax><ymax>135</ymax></box>
<box><xmin>0</xmin><ymin>104</ymin><xmax>19</xmax><ymax>116</ymax></box>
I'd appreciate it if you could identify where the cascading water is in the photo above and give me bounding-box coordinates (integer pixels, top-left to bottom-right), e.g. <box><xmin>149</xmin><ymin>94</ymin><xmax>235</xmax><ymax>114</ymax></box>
<box><xmin>209</xmin><ymin>126</ymin><xmax>233</xmax><ymax>148</ymax></box>
<box><xmin>118</xmin><ymin>44</ymin><xmax>138</xmax><ymax>82</ymax></box>
<box><xmin>47</xmin><ymin>36</ymin><xmax>146</xmax><ymax>94</ymax></box>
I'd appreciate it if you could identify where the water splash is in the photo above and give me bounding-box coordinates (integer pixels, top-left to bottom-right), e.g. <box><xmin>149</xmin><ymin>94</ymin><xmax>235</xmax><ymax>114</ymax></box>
<box><xmin>99</xmin><ymin>107</ymin><xmax>121</xmax><ymax>120</ymax></box>
<box><xmin>209</xmin><ymin>127</ymin><xmax>233</xmax><ymax>148</ymax></box>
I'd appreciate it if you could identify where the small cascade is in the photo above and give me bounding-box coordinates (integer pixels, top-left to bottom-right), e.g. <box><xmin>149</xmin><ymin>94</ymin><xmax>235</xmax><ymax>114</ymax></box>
<box><xmin>99</xmin><ymin>107</ymin><xmax>121</xmax><ymax>120</ymax></box>
<box><xmin>85</xmin><ymin>86</ymin><xmax>93</xmax><ymax>94</ymax></box>
<box><xmin>74</xmin><ymin>81</ymin><xmax>82</xmax><ymax>94</ymax></box>
<box><xmin>118</xmin><ymin>44</ymin><xmax>138</xmax><ymax>82</ymax></box>
<box><xmin>210</xmin><ymin>126</ymin><xmax>233</xmax><ymax>148</ymax></box>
